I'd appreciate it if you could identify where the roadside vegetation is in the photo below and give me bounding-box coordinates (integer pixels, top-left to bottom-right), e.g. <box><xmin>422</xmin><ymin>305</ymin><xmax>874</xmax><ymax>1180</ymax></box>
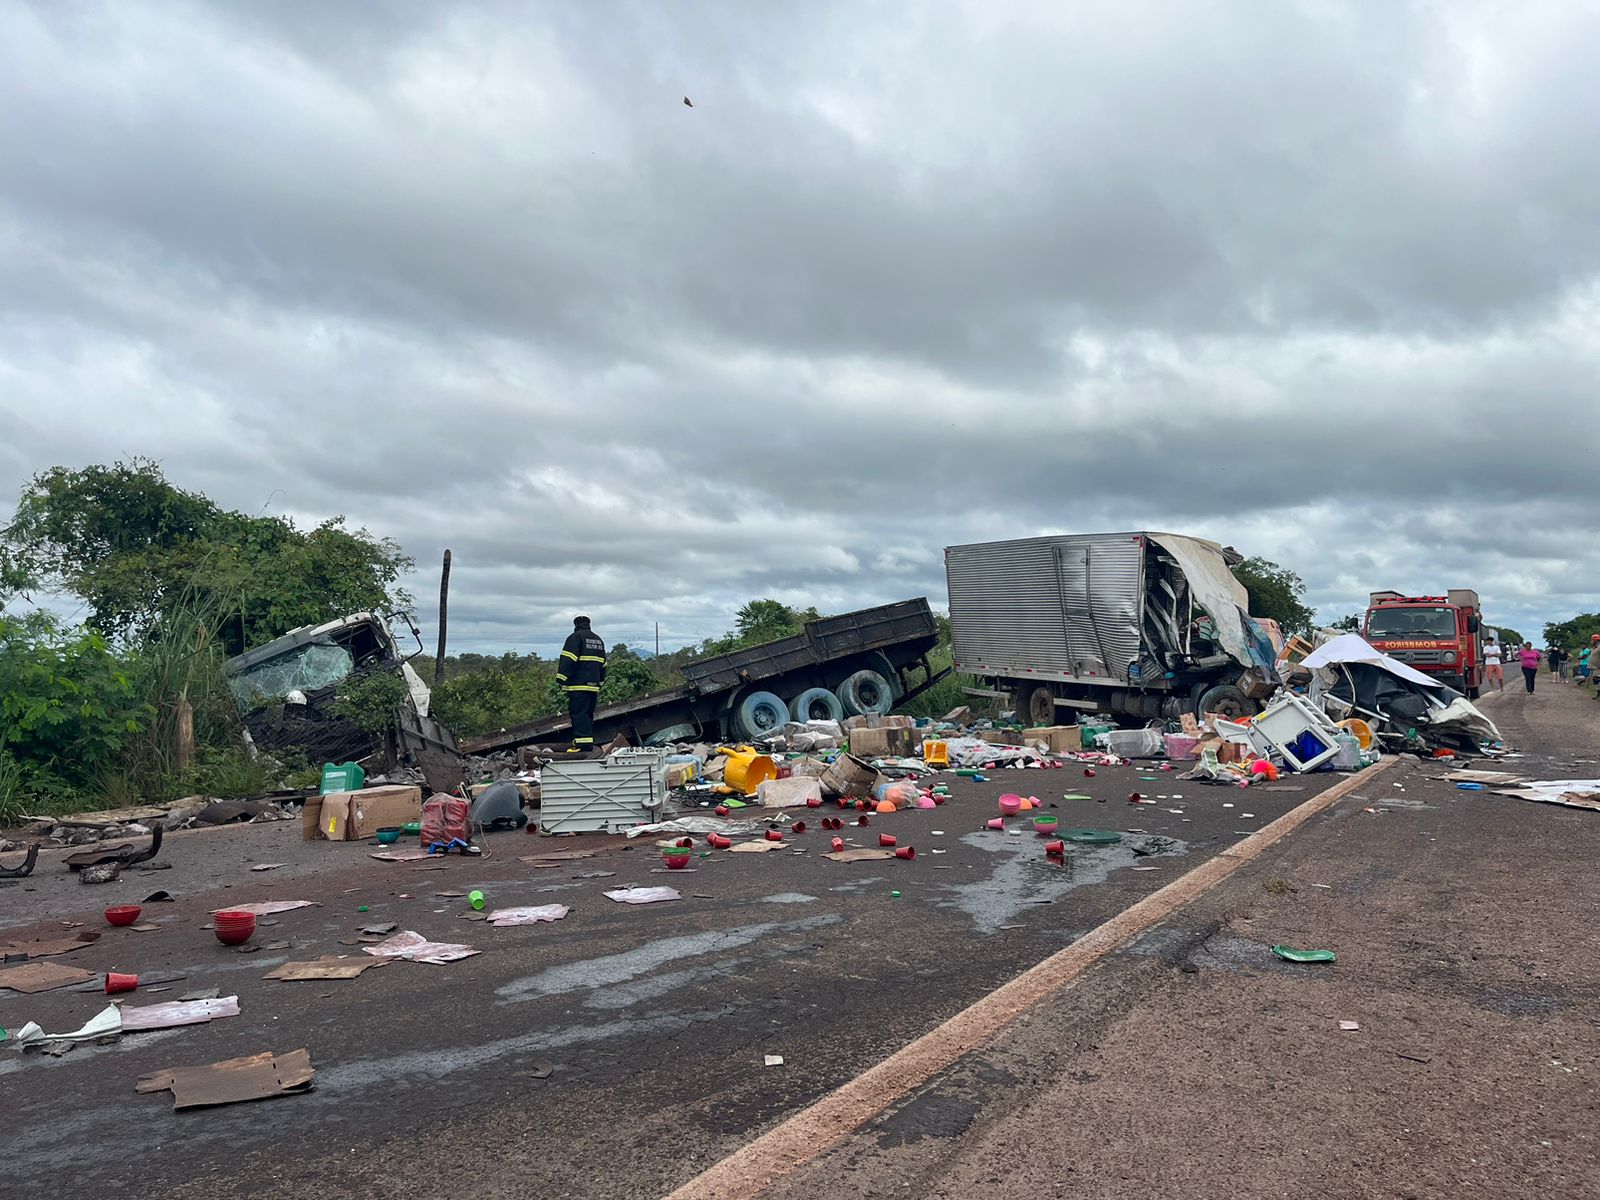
<box><xmin>3</xmin><ymin>458</ymin><xmax>1341</xmax><ymax>820</ymax></box>
<box><xmin>0</xmin><ymin>460</ymin><xmax>409</xmax><ymax>823</ymax></box>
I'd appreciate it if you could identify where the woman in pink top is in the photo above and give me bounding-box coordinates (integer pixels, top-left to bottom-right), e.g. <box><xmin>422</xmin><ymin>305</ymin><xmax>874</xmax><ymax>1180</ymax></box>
<box><xmin>1516</xmin><ymin>643</ymin><xmax>1542</xmax><ymax>694</ymax></box>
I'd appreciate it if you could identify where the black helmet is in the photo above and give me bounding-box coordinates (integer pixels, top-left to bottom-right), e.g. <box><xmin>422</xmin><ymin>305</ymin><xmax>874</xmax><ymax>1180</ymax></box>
<box><xmin>574</xmin><ymin>615</ymin><xmax>591</xmax><ymax>628</ymax></box>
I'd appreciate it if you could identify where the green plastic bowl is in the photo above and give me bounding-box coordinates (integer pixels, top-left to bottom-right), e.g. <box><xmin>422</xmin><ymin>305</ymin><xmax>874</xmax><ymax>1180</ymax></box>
<box><xmin>401</xmin><ymin>821</ymin><xmax>422</xmax><ymax>835</ymax></box>
<box><xmin>374</xmin><ymin>827</ymin><xmax>402</xmax><ymax>845</ymax></box>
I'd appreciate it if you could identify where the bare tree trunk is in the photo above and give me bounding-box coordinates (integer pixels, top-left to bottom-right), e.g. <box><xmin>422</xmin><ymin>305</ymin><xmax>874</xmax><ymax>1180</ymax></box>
<box><xmin>176</xmin><ymin>695</ymin><xmax>195</xmax><ymax>773</ymax></box>
<box><xmin>434</xmin><ymin>548</ymin><xmax>452</xmax><ymax>687</ymax></box>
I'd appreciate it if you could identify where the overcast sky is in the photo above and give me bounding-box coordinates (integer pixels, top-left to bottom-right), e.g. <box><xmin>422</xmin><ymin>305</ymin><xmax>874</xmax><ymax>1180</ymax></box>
<box><xmin>4</xmin><ymin>1</ymin><xmax>1597</xmax><ymax>655</ymax></box>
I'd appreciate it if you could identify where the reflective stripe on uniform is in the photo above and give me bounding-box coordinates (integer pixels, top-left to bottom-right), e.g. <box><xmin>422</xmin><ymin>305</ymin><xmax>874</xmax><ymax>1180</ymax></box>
<box><xmin>573</xmin><ymin>737</ymin><xmax>595</xmax><ymax>744</ymax></box>
<box><xmin>564</xmin><ymin>685</ymin><xmax>600</xmax><ymax>693</ymax></box>
<box><xmin>560</xmin><ymin>650</ymin><xmax>579</xmax><ymax>661</ymax></box>
<box><xmin>579</xmin><ymin>655</ymin><xmax>606</xmax><ymax>663</ymax></box>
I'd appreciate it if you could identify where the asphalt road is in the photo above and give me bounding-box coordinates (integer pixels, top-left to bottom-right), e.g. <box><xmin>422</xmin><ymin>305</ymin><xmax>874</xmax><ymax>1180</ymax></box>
<box><xmin>3</xmin><ymin>753</ymin><xmax>1334</xmax><ymax>1199</ymax></box>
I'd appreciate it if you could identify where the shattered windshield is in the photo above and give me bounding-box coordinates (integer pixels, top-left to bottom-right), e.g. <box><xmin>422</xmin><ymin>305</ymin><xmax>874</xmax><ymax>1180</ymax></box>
<box><xmin>227</xmin><ymin>642</ymin><xmax>355</xmax><ymax>709</ymax></box>
<box><xmin>1367</xmin><ymin>608</ymin><xmax>1456</xmax><ymax>639</ymax></box>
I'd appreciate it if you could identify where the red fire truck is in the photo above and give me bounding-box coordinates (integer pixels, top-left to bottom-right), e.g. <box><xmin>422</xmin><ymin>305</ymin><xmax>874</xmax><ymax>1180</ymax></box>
<box><xmin>1363</xmin><ymin>589</ymin><xmax>1484</xmax><ymax>698</ymax></box>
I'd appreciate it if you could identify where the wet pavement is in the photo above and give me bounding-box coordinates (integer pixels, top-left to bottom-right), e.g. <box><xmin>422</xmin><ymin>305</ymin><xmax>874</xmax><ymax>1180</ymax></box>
<box><xmin>1</xmin><ymin>756</ymin><xmax>1335</xmax><ymax>1199</ymax></box>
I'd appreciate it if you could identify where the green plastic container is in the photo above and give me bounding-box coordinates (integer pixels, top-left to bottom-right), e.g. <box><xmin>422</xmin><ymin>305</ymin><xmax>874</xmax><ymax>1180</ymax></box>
<box><xmin>1080</xmin><ymin>725</ymin><xmax>1114</xmax><ymax>749</ymax></box>
<box><xmin>320</xmin><ymin>761</ymin><xmax>365</xmax><ymax>795</ymax></box>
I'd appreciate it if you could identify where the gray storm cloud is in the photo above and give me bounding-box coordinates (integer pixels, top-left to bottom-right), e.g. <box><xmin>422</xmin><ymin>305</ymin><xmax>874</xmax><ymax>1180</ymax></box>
<box><xmin>2</xmin><ymin>0</ymin><xmax>1598</xmax><ymax>655</ymax></box>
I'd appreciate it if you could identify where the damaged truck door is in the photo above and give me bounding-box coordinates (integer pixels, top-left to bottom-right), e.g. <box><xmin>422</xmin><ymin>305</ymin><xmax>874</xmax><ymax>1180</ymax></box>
<box><xmin>946</xmin><ymin>531</ymin><xmax>1281</xmax><ymax>724</ymax></box>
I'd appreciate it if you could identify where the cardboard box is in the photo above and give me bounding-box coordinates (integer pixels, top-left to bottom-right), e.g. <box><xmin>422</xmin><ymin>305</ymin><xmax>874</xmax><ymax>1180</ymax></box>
<box><xmin>848</xmin><ymin>727</ymin><xmax>916</xmax><ymax>757</ymax></box>
<box><xmin>303</xmin><ymin>785</ymin><xmax>423</xmax><ymax>841</ymax></box>
<box><xmin>978</xmin><ymin>728</ymin><xmax>1024</xmax><ymax>747</ymax></box>
<box><xmin>1023</xmin><ymin>725</ymin><xmax>1082</xmax><ymax>754</ymax></box>
<box><xmin>755</xmin><ymin>777</ymin><xmax>824</xmax><ymax>808</ymax></box>
<box><xmin>820</xmin><ymin>753</ymin><xmax>882</xmax><ymax>798</ymax></box>
<box><xmin>879</xmin><ymin>715</ymin><xmax>914</xmax><ymax>730</ymax></box>
<box><xmin>665</xmin><ymin>762</ymin><xmax>698</xmax><ymax>789</ymax></box>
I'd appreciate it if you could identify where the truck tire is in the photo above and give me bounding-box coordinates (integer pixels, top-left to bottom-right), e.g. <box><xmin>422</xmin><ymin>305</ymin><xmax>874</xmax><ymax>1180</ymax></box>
<box><xmin>790</xmin><ymin>687</ymin><xmax>845</xmax><ymax>723</ymax></box>
<box><xmin>838</xmin><ymin>670</ymin><xmax>894</xmax><ymax>717</ymax></box>
<box><xmin>863</xmin><ymin>652</ymin><xmax>906</xmax><ymax>700</ymax></box>
<box><xmin>731</xmin><ymin>691</ymin><xmax>791</xmax><ymax>740</ymax></box>
<box><xmin>1195</xmin><ymin>683</ymin><xmax>1253</xmax><ymax>719</ymax></box>
<box><xmin>1013</xmin><ymin>683</ymin><xmax>1056</xmax><ymax>727</ymax></box>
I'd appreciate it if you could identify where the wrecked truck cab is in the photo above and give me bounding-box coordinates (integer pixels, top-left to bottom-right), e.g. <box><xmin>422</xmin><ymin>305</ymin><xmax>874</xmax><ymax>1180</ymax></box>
<box><xmin>945</xmin><ymin>531</ymin><xmax>1281</xmax><ymax>726</ymax></box>
<box><xmin>223</xmin><ymin>612</ymin><xmax>433</xmax><ymax>761</ymax></box>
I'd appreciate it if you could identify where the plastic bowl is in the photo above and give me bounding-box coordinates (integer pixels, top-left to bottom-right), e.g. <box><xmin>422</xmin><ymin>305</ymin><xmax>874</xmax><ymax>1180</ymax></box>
<box><xmin>213</xmin><ymin>910</ymin><xmax>257</xmax><ymax>945</ymax></box>
<box><xmin>998</xmin><ymin>794</ymin><xmax>1023</xmax><ymax>816</ymax></box>
<box><xmin>374</xmin><ymin>827</ymin><xmax>402</xmax><ymax>845</ymax></box>
<box><xmin>104</xmin><ymin>904</ymin><xmax>142</xmax><ymax>927</ymax></box>
<box><xmin>401</xmin><ymin>821</ymin><xmax>422</xmax><ymax>835</ymax></box>
<box><xmin>662</xmin><ymin>853</ymin><xmax>692</xmax><ymax>870</ymax></box>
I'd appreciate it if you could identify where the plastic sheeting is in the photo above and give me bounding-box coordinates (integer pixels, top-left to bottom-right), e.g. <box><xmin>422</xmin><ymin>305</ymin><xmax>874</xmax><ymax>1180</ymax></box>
<box><xmin>1147</xmin><ymin>534</ymin><xmax>1278</xmax><ymax>674</ymax></box>
<box><xmin>1300</xmin><ymin>633</ymin><xmax>1443</xmax><ymax>689</ymax></box>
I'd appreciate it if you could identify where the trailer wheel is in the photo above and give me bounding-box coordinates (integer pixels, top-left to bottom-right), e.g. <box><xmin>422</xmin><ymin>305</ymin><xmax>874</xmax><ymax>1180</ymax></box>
<box><xmin>731</xmin><ymin>690</ymin><xmax>791</xmax><ymax>740</ymax></box>
<box><xmin>838</xmin><ymin>670</ymin><xmax>895</xmax><ymax>717</ymax></box>
<box><xmin>1195</xmin><ymin>683</ymin><xmax>1253</xmax><ymax>719</ymax></box>
<box><xmin>790</xmin><ymin>687</ymin><xmax>845</xmax><ymax>723</ymax></box>
<box><xmin>1013</xmin><ymin>684</ymin><xmax>1055</xmax><ymax>727</ymax></box>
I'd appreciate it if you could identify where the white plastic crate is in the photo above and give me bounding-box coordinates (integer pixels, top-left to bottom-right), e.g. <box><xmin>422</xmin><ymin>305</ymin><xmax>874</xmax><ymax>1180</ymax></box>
<box><xmin>539</xmin><ymin>749</ymin><xmax>666</xmax><ymax>835</ymax></box>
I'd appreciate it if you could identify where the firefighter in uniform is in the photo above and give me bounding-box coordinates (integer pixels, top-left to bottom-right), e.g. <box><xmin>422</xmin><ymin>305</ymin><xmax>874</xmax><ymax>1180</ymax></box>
<box><xmin>556</xmin><ymin>616</ymin><xmax>607</xmax><ymax>752</ymax></box>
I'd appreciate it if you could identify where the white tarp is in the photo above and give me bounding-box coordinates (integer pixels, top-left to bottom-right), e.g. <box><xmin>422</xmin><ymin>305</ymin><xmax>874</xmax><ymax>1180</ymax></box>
<box><xmin>1300</xmin><ymin>633</ymin><xmax>1444</xmax><ymax>689</ymax></box>
<box><xmin>1147</xmin><ymin>534</ymin><xmax>1275</xmax><ymax>672</ymax></box>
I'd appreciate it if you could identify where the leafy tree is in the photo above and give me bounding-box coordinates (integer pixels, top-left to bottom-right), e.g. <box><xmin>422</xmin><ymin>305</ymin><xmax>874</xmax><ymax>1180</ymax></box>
<box><xmin>2</xmin><ymin>459</ymin><xmax>413</xmax><ymax>655</ymax></box>
<box><xmin>1232</xmin><ymin>557</ymin><xmax>1316</xmax><ymax>636</ymax></box>
<box><xmin>1493</xmin><ymin>626</ymin><xmax>1524</xmax><ymax>648</ymax></box>
<box><xmin>1544</xmin><ymin>614</ymin><xmax>1600</xmax><ymax>651</ymax></box>
<box><xmin>0</xmin><ymin>613</ymin><xmax>152</xmax><ymax>806</ymax></box>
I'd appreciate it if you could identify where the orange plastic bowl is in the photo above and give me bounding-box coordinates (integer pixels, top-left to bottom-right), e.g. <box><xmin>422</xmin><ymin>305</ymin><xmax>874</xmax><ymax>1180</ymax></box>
<box><xmin>104</xmin><ymin>905</ymin><xmax>142</xmax><ymax>927</ymax></box>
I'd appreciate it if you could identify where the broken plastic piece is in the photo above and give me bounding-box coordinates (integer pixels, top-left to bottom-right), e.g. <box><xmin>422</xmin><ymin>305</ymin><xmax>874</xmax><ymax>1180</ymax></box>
<box><xmin>1272</xmin><ymin>945</ymin><xmax>1336</xmax><ymax>963</ymax></box>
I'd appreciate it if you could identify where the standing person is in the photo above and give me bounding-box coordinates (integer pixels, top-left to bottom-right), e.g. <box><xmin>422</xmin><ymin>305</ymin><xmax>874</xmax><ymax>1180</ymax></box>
<box><xmin>1548</xmin><ymin>645</ymin><xmax>1567</xmax><ymax>682</ymax></box>
<box><xmin>556</xmin><ymin>616</ymin><xmax>607</xmax><ymax>753</ymax></box>
<box><xmin>1581</xmin><ymin>642</ymin><xmax>1594</xmax><ymax>684</ymax></box>
<box><xmin>1517</xmin><ymin>642</ymin><xmax>1541</xmax><ymax>694</ymax></box>
<box><xmin>1482</xmin><ymin>635</ymin><xmax>1504</xmax><ymax>692</ymax></box>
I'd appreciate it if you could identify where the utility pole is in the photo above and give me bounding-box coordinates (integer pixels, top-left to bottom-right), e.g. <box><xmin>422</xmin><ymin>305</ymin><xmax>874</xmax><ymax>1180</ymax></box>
<box><xmin>655</xmin><ymin>622</ymin><xmax>660</xmax><ymax>658</ymax></box>
<box><xmin>434</xmin><ymin>548</ymin><xmax>452</xmax><ymax>687</ymax></box>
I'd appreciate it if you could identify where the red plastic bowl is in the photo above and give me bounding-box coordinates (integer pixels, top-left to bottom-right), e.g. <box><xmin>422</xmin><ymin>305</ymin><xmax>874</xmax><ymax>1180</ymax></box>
<box><xmin>213</xmin><ymin>911</ymin><xmax>256</xmax><ymax>945</ymax></box>
<box><xmin>104</xmin><ymin>905</ymin><xmax>142</xmax><ymax>927</ymax></box>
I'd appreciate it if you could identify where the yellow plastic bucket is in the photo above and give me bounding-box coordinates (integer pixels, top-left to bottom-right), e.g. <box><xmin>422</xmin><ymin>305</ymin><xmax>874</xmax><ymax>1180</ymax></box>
<box><xmin>922</xmin><ymin>740</ymin><xmax>950</xmax><ymax>768</ymax></box>
<box><xmin>1336</xmin><ymin>718</ymin><xmax>1374</xmax><ymax>751</ymax></box>
<box><xmin>718</xmin><ymin>746</ymin><xmax>778</xmax><ymax>796</ymax></box>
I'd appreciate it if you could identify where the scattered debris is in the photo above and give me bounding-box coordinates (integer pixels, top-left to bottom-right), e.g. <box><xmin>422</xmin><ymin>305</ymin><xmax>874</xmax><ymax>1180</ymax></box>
<box><xmin>0</xmin><ymin>962</ymin><xmax>94</xmax><ymax>994</ymax></box>
<box><xmin>1338</xmin><ymin>1020</ymin><xmax>1361</xmax><ymax>1031</ymax></box>
<box><xmin>13</xmin><ymin>1003</ymin><xmax>123</xmax><ymax>1048</ymax></box>
<box><xmin>0</xmin><ymin>930</ymin><xmax>101</xmax><ymax>960</ymax></box>
<box><xmin>136</xmin><ymin>1048</ymin><xmax>315</xmax><ymax>1110</ymax></box>
<box><xmin>1272</xmin><ymin>946</ymin><xmax>1336</xmax><ymax>963</ymax></box>
<box><xmin>370</xmin><ymin>849</ymin><xmax>432</xmax><ymax>862</ymax></box>
<box><xmin>360</xmin><ymin>922</ymin><xmax>399</xmax><ymax>936</ymax></box>
<box><xmin>823</xmin><ymin>848</ymin><xmax>896</xmax><ymax>863</ymax></box>
<box><xmin>78</xmin><ymin>862</ymin><xmax>122</xmax><ymax>885</ymax></box>
<box><xmin>528</xmin><ymin>1061</ymin><xmax>555</xmax><ymax>1080</ymax></box>
<box><xmin>64</xmin><ymin>823</ymin><xmax>164</xmax><ymax>872</ymax></box>
<box><xmin>120</xmin><ymin>996</ymin><xmax>241</xmax><ymax>1032</ymax></box>
<box><xmin>603</xmin><ymin>887</ymin><xmax>681</xmax><ymax>905</ymax></box>
<box><xmin>0</xmin><ymin>843</ymin><xmax>39</xmax><ymax>879</ymax></box>
<box><xmin>179</xmin><ymin>988</ymin><xmax>222</xmax><ymax>1001</ymax></box>
<box><xmin>250</xmin><ymin>863</ymin><xmax>289</xmax><ymax>872</ymax></box>
<box><xmin>486</xmin><ymin>905</ymin><xmax>571</xmax><ymax>927</ymax></box>
<box><xmin>764</xmin><ymin>1054</ymin><xmax>784</xmax><ymax>1067</ymax></box>
<box><xmin>361</xmin><ymin>930</ymin><xmax>480</xmax><ymax>964</ymax></box>
<box><xmin>264</xmin><ymin>958</ymin><xmax>391</xmax><ymax>981</ymax></box>
<box><xmin>209</xmin><ymin>901</ymin><xmax>319</xmax><ymax>917</ymax></box>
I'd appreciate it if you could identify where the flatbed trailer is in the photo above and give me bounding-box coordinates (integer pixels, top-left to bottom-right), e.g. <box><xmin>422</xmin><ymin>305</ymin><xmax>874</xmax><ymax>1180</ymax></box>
<box><xmin>460</xmin><ymin>599</ymin><xmax>945</xmax><ymax>755</ymax></box>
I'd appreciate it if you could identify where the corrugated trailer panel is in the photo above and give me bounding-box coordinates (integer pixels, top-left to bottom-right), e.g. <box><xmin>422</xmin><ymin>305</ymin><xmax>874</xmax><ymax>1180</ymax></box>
<box><xmin>946</xmin><ymin>532</ymin><xmax>1146</xmax><ymax>683</ymax></box>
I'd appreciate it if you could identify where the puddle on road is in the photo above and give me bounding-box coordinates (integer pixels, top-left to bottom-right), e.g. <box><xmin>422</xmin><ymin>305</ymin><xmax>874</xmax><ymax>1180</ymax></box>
<box><xmin>495</xmin><ymin>914</ymin><xmax>841</xmax><ymax>1004</ymax></box>
<box><xmin>937</xmin><ymin>832</ymin><xmax>1189</xmax><ymax>935</ymax></box>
